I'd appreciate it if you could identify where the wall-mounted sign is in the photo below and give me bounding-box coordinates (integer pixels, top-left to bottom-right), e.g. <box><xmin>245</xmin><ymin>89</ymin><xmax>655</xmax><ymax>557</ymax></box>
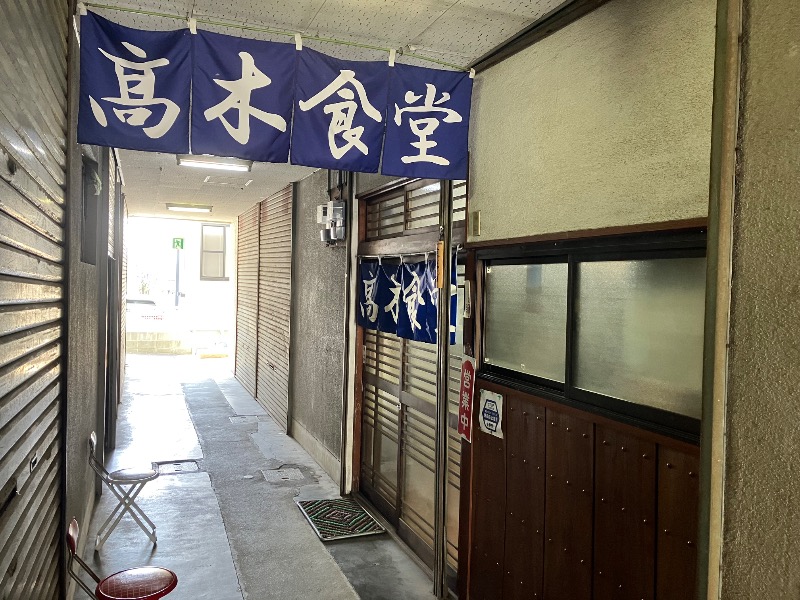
<box><xmin>458</xmin><ymin>356</ymin><xmax>476</xmax><ymax>443</ymax></box>
<box><xmin>478</xmin><ymin>389</ymin><xmax>503</xmax><ymax>439</ymax></box>
<box><xmin>78</xmin><ymin>11</ymin><xmax>473</xmax><ymax>180</ymax></box>
<box><xmin>172</xmin><ymin>237</ymin><xmax>184</xmax><ymax>249</ymax></box>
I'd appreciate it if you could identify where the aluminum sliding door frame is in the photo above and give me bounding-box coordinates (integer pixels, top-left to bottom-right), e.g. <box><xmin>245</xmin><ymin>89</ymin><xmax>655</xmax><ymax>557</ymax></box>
<box><xmin>433</xmin><ymin>180</ymin><xmax>454</xmax><ymax>599</ymax></box>
<box><xmin>698</xmin><ymin>0</ymin><xmax>742</xmax><ymax>596</ymax></box>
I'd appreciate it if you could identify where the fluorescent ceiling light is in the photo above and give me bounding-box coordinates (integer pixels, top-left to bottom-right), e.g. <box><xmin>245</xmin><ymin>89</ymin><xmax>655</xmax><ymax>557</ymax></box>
<box><xmin>166</xmin><ymin>203</ymin><xmax>213</xmax><ymax>213</ymax></box>
<box><xmin>176</xmin><ymin>154</ymin><xmax>252</xmax><ymax>172</ymax></box>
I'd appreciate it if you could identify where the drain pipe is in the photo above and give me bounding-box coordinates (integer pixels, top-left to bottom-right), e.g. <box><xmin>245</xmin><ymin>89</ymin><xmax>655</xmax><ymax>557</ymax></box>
<box><xmin>339</xmin><ymin>171</ymin><xmax>356</xmax><ymax>496</ymax></box>
<box><xmin>433</xmin><ymin>180</ymin><xmax>454</xmax><ymax>599</ymax></box>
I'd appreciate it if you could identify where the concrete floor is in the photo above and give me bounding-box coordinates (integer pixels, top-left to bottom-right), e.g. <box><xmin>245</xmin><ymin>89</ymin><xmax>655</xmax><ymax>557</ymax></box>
<box><xmin>81</xmin><ymin>354</ymin><xmax>434</xmax><ymax>600</ymax></box>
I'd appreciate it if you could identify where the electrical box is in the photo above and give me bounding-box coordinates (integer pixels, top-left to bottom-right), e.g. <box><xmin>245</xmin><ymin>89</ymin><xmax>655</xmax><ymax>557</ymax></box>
<box><xmin>316</xmin><ymin>204</ymin><xmax>328</xmax><ymax>225</ymax></box>
<box><xmin>318</xmin><ymin>200</ymin><xmax>346</xmax><ymax>243</ymax></box>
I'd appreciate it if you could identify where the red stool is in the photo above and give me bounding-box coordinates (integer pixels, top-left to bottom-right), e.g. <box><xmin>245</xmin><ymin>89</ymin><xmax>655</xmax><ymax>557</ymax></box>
<box><xmin>66</xmin><ymin>518</ymin><xmax>177</xmax><ymax>599</ymax></box>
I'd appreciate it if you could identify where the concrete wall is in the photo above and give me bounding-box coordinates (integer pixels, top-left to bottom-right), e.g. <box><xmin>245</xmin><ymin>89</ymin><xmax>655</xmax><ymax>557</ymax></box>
<box><xmin>468</xmin><ymin>0</ymin><xmax>716</xmax><ymax>242</ymax></box>
<box><xmin>289</xmin><ymin>169</ymin><xmax>348</xmax><ymax>481</ymax></box>
<box><xmin>64</xmin><ymin>17</ymin><xmax>104</xmax><ymax>557</ymax></box>
<box><xmin>720</xmin><ymin>0</ymin><xmax>800</xmax><ymax>596</ymax></box>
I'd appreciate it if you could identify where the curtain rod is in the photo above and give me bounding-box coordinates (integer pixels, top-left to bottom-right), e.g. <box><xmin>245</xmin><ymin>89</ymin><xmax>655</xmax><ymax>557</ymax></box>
<box><xmin>359</xmin><ymin>253</ymin><xmax>433</xmax><ymax>262</ymax></box>
<box><xmin>359</xmin><ymin>245</ymin><xmax>462</xmax><ymax>261</ymax></box>
<box><xmin>81</xmin><ymin>2</ymin><xmax>470</xmax><ymax>72</ymax></box>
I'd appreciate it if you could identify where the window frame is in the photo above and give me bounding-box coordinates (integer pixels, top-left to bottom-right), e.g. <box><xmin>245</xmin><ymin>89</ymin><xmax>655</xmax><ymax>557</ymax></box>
<box><xmin>477</xmin><ymin>230</ymin><xmax>706</xmax><ymax>443</ymax></box>
<box><xmin>200</xmin><ymin>223</ymin><xmax>229</xmax><ymax>281</ymax></box>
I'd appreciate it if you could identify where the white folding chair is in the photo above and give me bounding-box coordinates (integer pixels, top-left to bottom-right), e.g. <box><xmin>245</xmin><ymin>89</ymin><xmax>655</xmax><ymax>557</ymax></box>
<box><xmin>89</xmin><ymin>432</ymin><xmax>159</xmax><ymax>550</ymax></box>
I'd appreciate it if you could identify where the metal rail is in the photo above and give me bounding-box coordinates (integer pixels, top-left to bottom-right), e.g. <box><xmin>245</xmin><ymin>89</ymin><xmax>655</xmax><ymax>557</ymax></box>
<box><xmin>79</xmin><ymin>2</ymin><xmax>471</xmax><ymax>72</ymax></box>
<box><xmin>433</xmin><ymin>180</ymin><xmax>453</xmax><ymax>598</ymax></box>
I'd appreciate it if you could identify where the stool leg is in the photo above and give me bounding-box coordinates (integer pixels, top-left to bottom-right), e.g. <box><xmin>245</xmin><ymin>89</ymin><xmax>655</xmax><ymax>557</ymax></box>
<box><xmin>95</xmin><ymin>490</ymin><xmax>128</xmax><ymax>550</ymax></box>
<box><xmin>96</xmin><ymin>482</ymin><xmax>157</xmax><ymax>549</ymax></box>
<box><xmin>126</xmin><ymin>487</ymin><xmax>157</xmax><ymax>532</ymax></box>
<box><xmin>118</xmin><ymin>484</ymin><xmax>157</xmax><ymax>544</ymax></box>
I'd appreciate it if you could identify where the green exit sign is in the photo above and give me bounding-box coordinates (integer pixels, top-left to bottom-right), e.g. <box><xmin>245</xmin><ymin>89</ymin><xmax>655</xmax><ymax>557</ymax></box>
<box><xmin>172</xmin><ymin>238</ymin><xmax>184</xmax><ymax>249</ymax></box>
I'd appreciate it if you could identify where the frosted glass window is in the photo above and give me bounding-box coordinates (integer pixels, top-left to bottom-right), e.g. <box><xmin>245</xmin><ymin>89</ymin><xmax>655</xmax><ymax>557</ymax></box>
<box><xmin>201</xmin><ymin>253</ymin><xmax>224</xmax><ymax>279</ymax></box>
<box><xmin>574</xmin><ymin>257</ymin><xmax>706</xmax><ymax>419</ymax></box>
<box><xmin>202</xmin><ymin>225</ymin><xmax>224</xmax><ymax>251</ymax></box>
<box><xmin>484</xmin><ymin>263</ymin><xmax>568</xmax><ymax>382</ymax></box>
<box><xmin>201</xmin><ymin>224</ymin><xmax>227</xmax><ymax>279</ymax></box>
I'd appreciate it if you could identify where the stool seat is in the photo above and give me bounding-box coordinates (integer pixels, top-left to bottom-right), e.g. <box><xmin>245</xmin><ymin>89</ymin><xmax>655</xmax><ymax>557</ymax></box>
<box><xmin>108</xmin><ymin>467</ymin><xmax>158</xmax><ymax>482</ymax></box>
<box><xmin>96</xmin><ymin>567</ymin><xmax>177</xmax><ymax>600</ymax></box>
<box><xmin>67</xmin><ymin>518</ymin><xmax>178</xmax><ymax>600</ymax></box>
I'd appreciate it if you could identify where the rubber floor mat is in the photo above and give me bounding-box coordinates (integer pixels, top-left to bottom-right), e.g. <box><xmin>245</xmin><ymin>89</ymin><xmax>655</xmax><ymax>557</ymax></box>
<box><xmin>297</xmin><ymin>498</ymin><xmax>385</xmax><ymax>541</ymax></box>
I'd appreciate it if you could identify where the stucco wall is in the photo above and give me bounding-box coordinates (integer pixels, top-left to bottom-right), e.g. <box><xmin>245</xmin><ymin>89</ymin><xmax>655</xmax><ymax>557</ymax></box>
<box><xmin>289</xmin><ymin>169</ymin><xmax>347</xmax><ymax>481</ymax></box>
<box><xmin>65</xmin><ymin>24</ymin><xmax>103</xmax><ymax>544</ymax></box>
<box><xmin>468</xmin><ymin>0</ymin><xmax>716</xmax><ymax>241</ymax></box>
<box><xmin>721</xmin><ymin>0</ymin><xmax>800</xmax><ymax>596</ymax></box>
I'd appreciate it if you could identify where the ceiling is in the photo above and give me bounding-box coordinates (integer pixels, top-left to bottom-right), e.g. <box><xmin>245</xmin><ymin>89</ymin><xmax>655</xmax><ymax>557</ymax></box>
<box><xmin>118</xmin><ymin>150</ymin><xmax>314</xmax><ymax>222</ymax></box>
<box><xmin>92</xmin><ymin>0</ymin><xmax>571</xmax><ymax>222</ymax></box>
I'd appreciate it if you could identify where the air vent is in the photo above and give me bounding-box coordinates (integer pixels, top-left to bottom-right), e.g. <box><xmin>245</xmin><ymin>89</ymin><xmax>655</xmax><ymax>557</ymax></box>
<box><xmin>203</xmin><ymin>175</ymin><xmax>253</xmax><ymax>188</ymax></box>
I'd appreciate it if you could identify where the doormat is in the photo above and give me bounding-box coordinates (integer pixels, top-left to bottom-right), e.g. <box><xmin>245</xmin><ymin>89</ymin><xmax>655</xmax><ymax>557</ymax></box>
<box><xmin>297</xmin><ymin>498</ymin><xmax>385</xmax><ymax>541</ymax></box>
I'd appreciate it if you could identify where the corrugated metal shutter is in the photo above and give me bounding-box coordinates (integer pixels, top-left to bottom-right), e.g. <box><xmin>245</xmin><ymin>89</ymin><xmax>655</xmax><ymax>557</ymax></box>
<box><xmin>256</xmin><ymin>185</ymin><xmax>292</xmax><ymax>431</ymax></box>
<box><xmin>0</xmin><ymin>0</ymin><xmax>68</xmax><ymax>598</ymax></box>
<box><xmin>235</xmin><ymin>204</ymin><xmax>259</xmax><ymax>398</ymax></box>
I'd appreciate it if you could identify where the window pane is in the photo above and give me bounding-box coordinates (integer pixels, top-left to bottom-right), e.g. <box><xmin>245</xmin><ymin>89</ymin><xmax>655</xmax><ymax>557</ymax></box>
<box><xmin>202</xmin><ymin>225</ymin><xmax>225</xmax><ymax>252</ymax></box>
<box><xmin>202</xmin><ymin>252</ymin><xmax>224</xmax><ymax>278</ymax></box>
<box><xmin>484</xmin><ymin>263</ymin><xmax>568</xmax><ymax>382</ymax></box>
<box><xmin>574</xmin><ymin>257</ymin><xmax>706</xmax><ymax>418</ymax></box>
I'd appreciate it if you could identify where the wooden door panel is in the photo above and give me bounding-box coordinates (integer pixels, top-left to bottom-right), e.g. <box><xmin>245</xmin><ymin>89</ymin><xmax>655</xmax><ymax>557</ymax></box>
<box><xmin>543</xmin><ymin>409</ymin><xmax>594</xmax><ymax>600</ymax></box>
<box><xmin>502</xmin><ymin>395</ymin><xmax>546</xmax><ymax>599</ymax></box>
<box><xmin>657</xmin><ymin>447</ymin><xmax>700</xmax><ymax>599</ymax></box>
<box><xmin>468</xmin><ymin>424</ymin><xmax>507</xmax><ymax>599</ymax></box>
<box><xmin>593</xmin><ymin>425</ymin><xmax>657</xmax><ymax>600</ymax></box>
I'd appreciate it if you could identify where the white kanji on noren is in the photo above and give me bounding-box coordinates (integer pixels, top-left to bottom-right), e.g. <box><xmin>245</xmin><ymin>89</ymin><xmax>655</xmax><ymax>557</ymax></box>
<box><xmin>402</xmin><ymin>270</ymin><xmax>426</xmax><ymax>333</ymax></box>
<box><xmin>299</xmin><ymin>70</ymin><xmax>382</xmax><ymax>159</ymax></box>
<box><xmin>90</xmin><ymin>42</ymin><xmax>179</xmax><ymax>139</ymax></box>
<box><xmin>360</xmin><ymin>271</ymin><xmax>379</xmax><ymax>324</ymax></box>
<box><xmin>384</xmin><ymin>273</ymin><xmax>402</xmax><ymax>325</ymax></box>
<box><xmin>393</xmin><ymin>83</ymin><xmax>463</xmax><ymax>166</ymax></box>
<box><xmin>204</xmin><ymin>51</ymin><xmax>287</xmax><ymax>145</ymax></box>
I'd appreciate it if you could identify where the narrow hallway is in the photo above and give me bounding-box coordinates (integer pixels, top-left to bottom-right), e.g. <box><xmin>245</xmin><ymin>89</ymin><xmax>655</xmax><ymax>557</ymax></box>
<box><xmin>80</xmin><ymin>355</ymin><xmax>434</xmax><ymax>599</ymax></box>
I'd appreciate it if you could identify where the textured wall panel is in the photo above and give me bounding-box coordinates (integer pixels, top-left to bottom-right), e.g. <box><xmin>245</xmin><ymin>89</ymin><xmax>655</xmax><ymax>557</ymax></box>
<box><xmin>289</xmin><ymin>169</ymin><xmax>345</xmax><ymax>474</ymax></box>
<box><xmin>469</xmin><ymin>0</ymin><xmax>716</xmax><ymax>242</ymax></box>
<box><xmin>721</xmin><ymin>0</ymin><xmax>800</xmax><ymax>597</ymax></box>
<box><xmin>0</xmin><ymin>0</ymin><xmax>67</xmax><ymax>597</ymax></box>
